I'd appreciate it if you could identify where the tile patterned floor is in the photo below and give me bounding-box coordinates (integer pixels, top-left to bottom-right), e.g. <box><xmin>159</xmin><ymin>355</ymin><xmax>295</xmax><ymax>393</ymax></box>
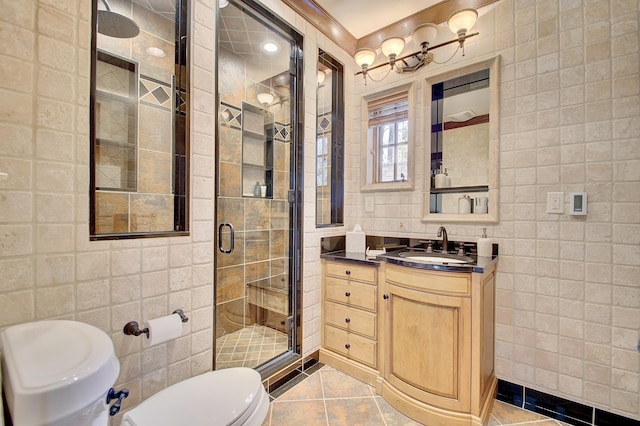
<box><xmin>262</xmin><ymin>366</ymin><xmax>571</xmax><ymax>426</ymax></box>
<box><xmin>215</xmin><ymin>324</ymin><xmax>288</xmax><ymax>368</ymax></box>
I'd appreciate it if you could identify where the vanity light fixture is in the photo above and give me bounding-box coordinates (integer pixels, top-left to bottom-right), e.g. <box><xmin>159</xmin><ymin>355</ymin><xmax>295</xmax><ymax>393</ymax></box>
<box><xmin>219</xmin><ymin>0</ymin><xmax>229</xmax><ymax>7</ymax></box>
<box><xmin>355</xmin><ymin>8</ymin><xmax>479</xmax><ymax>84</ymax></box>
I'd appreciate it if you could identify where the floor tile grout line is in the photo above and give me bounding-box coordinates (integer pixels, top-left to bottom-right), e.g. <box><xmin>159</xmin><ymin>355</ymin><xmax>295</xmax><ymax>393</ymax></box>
<box><xmin>372</xmin><ymin>393</ymin><xmax>389</xmax><ymax>426</ymax></box>
<box><xmin>318</xmin><ymin>368</ymin><xmax>330</xmax><ymax>426</ymax></box>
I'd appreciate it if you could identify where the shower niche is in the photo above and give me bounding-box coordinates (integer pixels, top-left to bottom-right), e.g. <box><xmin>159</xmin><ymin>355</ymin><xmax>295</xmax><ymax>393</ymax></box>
<box><xmin>242</xmin><ymin>102</ymin><xmax>274</xmax><ymax>198</ymax></box>
<box><xmin>94</xmin><ymin>51</ymin><xmax>138</xmax><ymax>191</ymax></box>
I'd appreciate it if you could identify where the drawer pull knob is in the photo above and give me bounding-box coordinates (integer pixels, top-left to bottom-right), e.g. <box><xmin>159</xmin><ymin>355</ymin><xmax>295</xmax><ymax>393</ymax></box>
<box><xmin>345</xmin><ymin>343</ymin><xmax>351</xmax><ymax>349</ymax></box>
<box><xmin>345</xmin><ymin>318</ymin><xmax>351</xmax><ymax>323</ymax></box>
<box><xmin>345</xmin><ymin>291</ymin><xmax>351</xmax><ymax>297</ymax></box>
<box><xmin>383</xmin><ymin>294</ymin><xmax>389</xmax><ymax>300</ymax></box>
<box><xmin>345</xmin><ymin>270</ymin><xmax>351</xmax><ymax>275</ymax></box>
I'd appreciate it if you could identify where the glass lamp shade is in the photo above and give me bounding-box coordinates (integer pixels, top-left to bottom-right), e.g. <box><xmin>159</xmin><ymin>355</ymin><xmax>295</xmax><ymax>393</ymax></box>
<box><xmin>448</xmin><ymin>9</ymin><xmax>478</xmax><ymax>36</ymax></box>
<box><xmin>219</xmin><ymin>0</ymin><xmax>228</xmax><ymax>8</ymax></box>
<box><xmin>412</xmin><ymin>23</ymin><xmax>438</xmax><ymax>47</ymax></box>
<box><xmin>257</xmin><ymin>92</ymin><xmax>274</xmax><ymax>105</ymax></box>
<box><xmin>317</xmin><ymin>70</ymin><xmax>326</xmax><ymax>85</ymax></box>
<box><xmin>381</xmin><ymin>37</ymin><xmax>405</xmax><ymax>58</ymax></box>
<box><xmin>354</xmin><ymin>48</ymin><xmax>377</xmax><ymax>68</ymax></box>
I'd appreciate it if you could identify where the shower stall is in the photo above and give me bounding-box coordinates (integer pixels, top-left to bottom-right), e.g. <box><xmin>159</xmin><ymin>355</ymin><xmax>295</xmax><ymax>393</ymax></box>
<box><xmin>214</xmin><ymin>0</ymin><xmax>303</xmax><ymax>372</ymax></box>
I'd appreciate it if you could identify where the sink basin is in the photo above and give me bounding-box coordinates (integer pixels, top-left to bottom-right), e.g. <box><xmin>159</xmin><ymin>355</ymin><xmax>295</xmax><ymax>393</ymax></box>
<box><xmin>396</xmin><ymin>252</ymin><xmax>474</xmax><ymax>265</ymax></box>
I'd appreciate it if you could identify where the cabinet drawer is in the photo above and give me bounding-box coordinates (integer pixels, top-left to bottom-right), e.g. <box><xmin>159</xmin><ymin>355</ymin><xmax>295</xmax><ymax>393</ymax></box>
<box><xmin>385</xmin><ymin>263</ymin><xmax>471</xmax><ymax>296</ymax></box>
<box><xmin>324</xmin><ymin>325</ymin><xmax>377</xmax><ymax>368</ymax></box>
<box><xmin>325</xmin><ymin>261</ymin><xmax>377</xmax><ymax>283</ymax></box>
<box><xmin>325</xmin><ymin>301</ymin><xmax>377</xmax><ymax>339</ymax></box>
<box><xmin>325</xmin><ymin>276</ymin><xmax>377</xmax><ymax>312</ymax></box>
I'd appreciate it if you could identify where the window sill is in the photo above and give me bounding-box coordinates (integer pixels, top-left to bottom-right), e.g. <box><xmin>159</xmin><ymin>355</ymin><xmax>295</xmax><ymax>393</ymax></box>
<box><xmin>361</xmin><ymin>180</ymin><xmax>413</xmax><ymax>192</ymax></box>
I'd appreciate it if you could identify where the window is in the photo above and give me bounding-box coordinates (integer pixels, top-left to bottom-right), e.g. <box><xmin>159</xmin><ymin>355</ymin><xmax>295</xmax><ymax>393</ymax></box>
<box><xmin>362</xmin><ymin>88</ymin><xmax>413</xmax><ymax>190</ymax></box>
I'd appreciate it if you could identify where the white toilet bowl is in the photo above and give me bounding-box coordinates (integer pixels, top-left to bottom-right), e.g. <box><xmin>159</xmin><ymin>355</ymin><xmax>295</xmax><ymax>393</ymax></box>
<box><xmin>121</xmin><ymin>367</ymin><xmax>269</xmax><ymax>426</ymax></box>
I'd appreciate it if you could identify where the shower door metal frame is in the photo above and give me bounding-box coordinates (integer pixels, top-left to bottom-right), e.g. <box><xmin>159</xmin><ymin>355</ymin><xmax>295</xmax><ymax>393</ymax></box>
<box><xmin>214</xmin><ymin>0</ymin><xmax>304</xmax><ymax>375</ymax></box>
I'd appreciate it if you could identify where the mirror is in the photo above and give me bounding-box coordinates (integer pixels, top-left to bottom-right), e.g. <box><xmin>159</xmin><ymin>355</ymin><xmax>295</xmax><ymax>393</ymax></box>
<box><xmin>316</xmin><ymin>50</ymin><xmax>344</xmax><ymax>227</ymax></box>
<box><xmin>360</xmin><ymin>82</ymin><xmax>415</xmax><ymax>192</ymax></box>
<box><xmin>90</xmin><ymin>0</ymin><xmax>189</xmax><ymax>239</ymax></box>
<box><xmin>422</xmin><ymin>56</ymin><xmax>500</xmax><ymax>223</ymax></box>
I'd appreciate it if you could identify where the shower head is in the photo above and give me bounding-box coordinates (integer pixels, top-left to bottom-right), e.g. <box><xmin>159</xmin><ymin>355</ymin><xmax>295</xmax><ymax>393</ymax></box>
<box><xmin>97</xmin><ymin>0</ymin><xmax>140</xmax><ymax>39</ymax></box>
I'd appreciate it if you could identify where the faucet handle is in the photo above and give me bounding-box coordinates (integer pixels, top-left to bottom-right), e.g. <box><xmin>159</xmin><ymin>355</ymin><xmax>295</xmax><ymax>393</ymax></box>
<box><xmin>425</xmin><ymin>240</ymin><xmax>434</xmax><ymax>253</ymax></box>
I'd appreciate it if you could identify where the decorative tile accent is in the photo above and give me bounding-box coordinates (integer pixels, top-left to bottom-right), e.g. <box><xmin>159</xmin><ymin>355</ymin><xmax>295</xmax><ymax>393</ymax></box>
<box><xmin>274</xmin><ymin>122</ymin><xmax>290</xmax><ymax>142</ymax></box>
<box><xmin>139</xmin><ymin>75</ymin><xmax>172</xmax><ymax>110</ymax></box>
<box><xmin>317</xmin><ymin>112</ymin><xmax>331</xmax><ymax>133</ymax></box>
<box><xmin>220</xmin><ymin>102</ymin><xmax>242</xmax><ymax>130</ymax></box>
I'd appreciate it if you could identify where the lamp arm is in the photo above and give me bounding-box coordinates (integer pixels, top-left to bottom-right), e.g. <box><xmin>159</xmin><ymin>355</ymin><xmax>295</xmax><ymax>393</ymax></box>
<box><xmin>354</xmin><ymin>32</ymin><xmax>479</xmax><ymax>76</ymax></box>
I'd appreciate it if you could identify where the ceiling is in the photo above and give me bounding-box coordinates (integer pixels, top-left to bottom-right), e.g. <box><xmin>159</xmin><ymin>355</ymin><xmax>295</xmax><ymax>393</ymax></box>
<box><xmin>313</xmin><ymin>0</ymin><xmax>442</xmax><ymax>39</ymax></box>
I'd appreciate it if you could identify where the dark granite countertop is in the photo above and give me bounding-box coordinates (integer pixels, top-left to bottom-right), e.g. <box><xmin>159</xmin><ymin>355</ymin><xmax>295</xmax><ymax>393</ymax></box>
<box><xmin>321</xmin><ymin>250</ymin><xmax>498</xmax><ymax>273</ymax></box>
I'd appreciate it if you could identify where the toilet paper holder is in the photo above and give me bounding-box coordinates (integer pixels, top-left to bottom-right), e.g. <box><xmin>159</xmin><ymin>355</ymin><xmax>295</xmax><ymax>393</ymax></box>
<box><xmin>123</xmin><ymin>309</ymin><xmax>189</xmax><ymax>337</ymax></box>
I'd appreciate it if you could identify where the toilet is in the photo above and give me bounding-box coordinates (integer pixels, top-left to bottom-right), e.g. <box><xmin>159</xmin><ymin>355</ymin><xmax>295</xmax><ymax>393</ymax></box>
<box><xmin>121</xmin><ymin>367</ymin><xmax>269</xmax><ymax>426</ymax></box>
<box><xmin>1</xmin><ymin>320</ymin><xmax>269</xmax><ymax>426</ymax></box>
<box><xmin>0</xmin><ymin>320</ymin><xmax>120</xmax><ymax>426</ymax></box>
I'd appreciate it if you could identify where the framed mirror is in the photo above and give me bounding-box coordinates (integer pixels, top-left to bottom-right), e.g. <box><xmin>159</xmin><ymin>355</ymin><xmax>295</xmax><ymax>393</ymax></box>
<box><xmin>90</xmin><ymin>0</ymin><xmax>189</xmax><ymax>239</ymax></box>
<box><xmin>422</xmin><ymin>56</ymin><xmax>500</xmax><ymax>223</ymax></box>
<box><xmin>316</xmin><ymin>50</ymin><xmax>344</xmax><ymax>227</ymax></box>
<box><xmin>360</xmin><ymin>82</ymin><xmax>415</xmax><ymax>192</ymax></box>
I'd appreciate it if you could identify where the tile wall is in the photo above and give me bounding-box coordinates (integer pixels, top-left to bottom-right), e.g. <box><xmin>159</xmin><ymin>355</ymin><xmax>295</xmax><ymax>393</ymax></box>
<box><xmin>348</xmin><ymin>0</ymin><xmax>640</xmax><ymax>420</ymax></box>
<box><xmin>0</xmin><ymin>0</ymin><xmax>217</xmax><ymax>423</ymax></box>
<box><xmin>1</xmin><ymin>0</ymin><xmax>636</xmax><ymax>423</ymax></box>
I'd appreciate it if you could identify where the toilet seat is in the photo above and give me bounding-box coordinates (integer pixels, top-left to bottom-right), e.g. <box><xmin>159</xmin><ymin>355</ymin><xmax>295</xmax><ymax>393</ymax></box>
<box><xmin>121</xmin><ymin>367</ymin><xmax>269</xmax><ymax>426</ymax></box>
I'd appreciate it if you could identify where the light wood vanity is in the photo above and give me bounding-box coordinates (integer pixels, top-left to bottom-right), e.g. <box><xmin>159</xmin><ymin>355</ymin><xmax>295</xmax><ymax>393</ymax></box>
<box><xmin>320</xmin><ymin>255</ymin><xmax>497</xmax><ymax>426</ymax></box>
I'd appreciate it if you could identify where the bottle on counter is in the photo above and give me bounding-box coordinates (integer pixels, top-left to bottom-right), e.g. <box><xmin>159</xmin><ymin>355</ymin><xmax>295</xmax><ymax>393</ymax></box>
<box><xmin>477</xmin><ymin>227</ymin><xmax>492</xmax><ymax>258</ymax></box>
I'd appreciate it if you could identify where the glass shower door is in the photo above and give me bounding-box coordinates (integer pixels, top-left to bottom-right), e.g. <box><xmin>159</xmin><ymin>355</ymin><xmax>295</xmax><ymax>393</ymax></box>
<box><xmin>214</xmin><ymin>0</ymin><xmax>302</xmax><ymax>371</ymax></box>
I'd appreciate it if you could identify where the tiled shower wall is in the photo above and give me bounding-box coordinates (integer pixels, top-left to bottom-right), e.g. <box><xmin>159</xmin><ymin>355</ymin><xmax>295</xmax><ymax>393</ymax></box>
<box><xmin>348</xmin><ymin>0</ymin><xmax>640</xmax><ymax>420</ymax></box>
<box><xmin>0</xmin><ymin>0</ymin><xmax>217</xmax><ymax>423</ymax></box>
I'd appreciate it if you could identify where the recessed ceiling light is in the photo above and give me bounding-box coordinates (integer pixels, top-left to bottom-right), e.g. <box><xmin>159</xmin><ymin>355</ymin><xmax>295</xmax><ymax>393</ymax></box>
<box><xmin>263</xmin><ymin>42</ymin><xmax>278</xmax><ymax>53</ymax></box>
<box><xmin>146</xmin><ymin>46</ymin><xmax>166</xmax><ymax>57</ymax></box>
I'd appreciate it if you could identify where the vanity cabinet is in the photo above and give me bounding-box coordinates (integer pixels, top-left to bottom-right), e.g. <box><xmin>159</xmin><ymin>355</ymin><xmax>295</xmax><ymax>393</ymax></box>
<box><xmin>379</xmin><ymin>262</ymin><xmax>496</xmax><ymax>426</ymax></box>
<box><xmin>320</xmin><ymin>259</ymin><xmax>379</xmax><ymax>386</ymax></box>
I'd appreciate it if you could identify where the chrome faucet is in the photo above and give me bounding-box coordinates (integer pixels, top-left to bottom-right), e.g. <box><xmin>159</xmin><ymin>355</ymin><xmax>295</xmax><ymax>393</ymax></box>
<box><xmin>437</xmin><ymin>226</ymin><xmax>448</xmax><ymax>253</ymax></box>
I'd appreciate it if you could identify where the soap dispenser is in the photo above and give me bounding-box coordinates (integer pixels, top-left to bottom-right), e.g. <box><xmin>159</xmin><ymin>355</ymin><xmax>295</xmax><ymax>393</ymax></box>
<box><xmin>477</xmin><ymin>228</ymin><xmax>492</xmax><ymax>258</ymax></box>
<box><xmin>434</xmin><ymin>166</ymin><xmax>446</xmax><ymax>188</ymax></box>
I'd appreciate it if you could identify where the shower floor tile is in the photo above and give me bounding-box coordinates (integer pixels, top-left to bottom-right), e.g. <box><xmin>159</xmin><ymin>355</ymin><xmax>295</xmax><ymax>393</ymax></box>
<box><xmin>216</xmin><ymin>324</ymin><xmax>288</xmax><ymax>369</ymax></box>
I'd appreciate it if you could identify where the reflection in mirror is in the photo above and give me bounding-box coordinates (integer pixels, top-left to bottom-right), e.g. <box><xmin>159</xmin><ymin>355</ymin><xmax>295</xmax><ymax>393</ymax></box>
<box><xmin>316</xmin><ymin>50</ymin><xmax>344</xmax><ymax>227</ymax></box>
<box><xmin>422</xmin><ymin>56</ymin><xmax>500</xmax><ymax>223</ymax></box>
<box><xmin>361</xmin><ymin>82</ymin><xmax>415</xmax><ymax>192</ymax></box>
<box><xmin>90</xmin><ymin>0</ymin><xmax>189</xmax><ymax>239</ymax></box>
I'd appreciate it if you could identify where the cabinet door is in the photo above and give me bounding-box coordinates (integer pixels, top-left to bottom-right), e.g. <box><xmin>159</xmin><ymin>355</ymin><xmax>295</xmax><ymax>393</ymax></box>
<box><xmin>383</xmin><ymin>282</ymin><xmax>471</xmax><ymax>412</ymax></box>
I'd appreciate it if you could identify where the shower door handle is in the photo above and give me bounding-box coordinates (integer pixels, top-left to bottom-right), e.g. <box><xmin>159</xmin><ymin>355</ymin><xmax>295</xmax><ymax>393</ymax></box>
<box><xmin>218</xmin><ymin>223</ymin><xmax>235</xmax><ymax>254</ymax></box>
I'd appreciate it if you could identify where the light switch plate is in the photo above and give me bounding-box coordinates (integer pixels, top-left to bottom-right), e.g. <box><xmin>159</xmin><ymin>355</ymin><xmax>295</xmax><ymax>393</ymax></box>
<box><xmin>547</xmin><ymin>192</ymin><xmax>564</xmax><ymax>214</ymax></box>
<box><xmin>364</xmin><ymin>196</ymin><xmax>374</xmax><ymax>213</ymax></box>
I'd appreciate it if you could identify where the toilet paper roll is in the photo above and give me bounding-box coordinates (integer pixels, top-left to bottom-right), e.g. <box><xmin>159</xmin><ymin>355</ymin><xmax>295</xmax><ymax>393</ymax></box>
<box><xmin>143</xmin><ymin>314</ymin><xmax>183</xmax><ymax>347</ymax></box>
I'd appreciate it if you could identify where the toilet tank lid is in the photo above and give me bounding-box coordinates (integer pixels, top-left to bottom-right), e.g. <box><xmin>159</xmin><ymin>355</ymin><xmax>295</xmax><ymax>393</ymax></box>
<box><xmin>1</xmin><ymin>320</ymin><xmax>119</xmax><ymax>393</ymax></box>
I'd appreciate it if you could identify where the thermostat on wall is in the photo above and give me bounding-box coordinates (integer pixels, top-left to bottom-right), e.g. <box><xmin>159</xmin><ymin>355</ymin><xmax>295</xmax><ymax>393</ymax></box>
<box><xmin>569</xmin><ymin>192</ymin><xmax>587</xmax><ymax>215</ymax></box>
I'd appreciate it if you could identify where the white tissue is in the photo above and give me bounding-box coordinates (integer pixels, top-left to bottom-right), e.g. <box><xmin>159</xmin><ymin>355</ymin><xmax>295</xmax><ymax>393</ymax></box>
<box><xmin>346</xmin><ymin>224</ymin><xmax>366</xmax><ymax>253</ymax></box>
<box><xmin>144</xmin><ymin>314</ymin><xmax>183</xmax><ymax>347</ymax></box>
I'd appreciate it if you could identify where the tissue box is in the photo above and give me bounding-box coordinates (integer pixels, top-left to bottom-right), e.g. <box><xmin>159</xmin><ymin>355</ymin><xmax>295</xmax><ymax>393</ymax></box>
<box><xmin>346</xmin><ymin>224</ymin><xmax>366</xmax><ymax>253</ymax></box>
